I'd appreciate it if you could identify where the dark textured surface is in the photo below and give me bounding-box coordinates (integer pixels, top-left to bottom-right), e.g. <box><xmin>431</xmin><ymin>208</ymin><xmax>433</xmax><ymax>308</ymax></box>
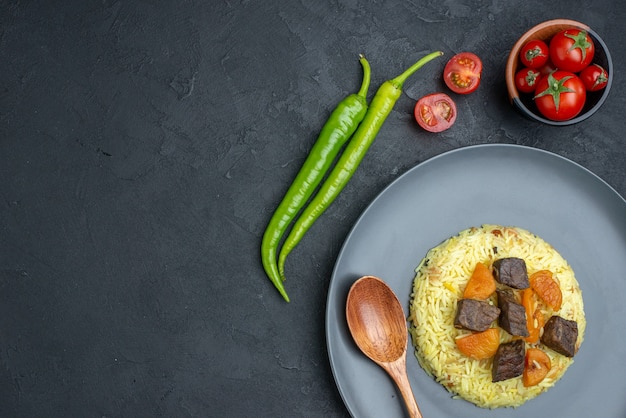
<box><xmin>1</xmin><ymin>1</ymin><xmax>624</xmax><ymax>417</ymax></box>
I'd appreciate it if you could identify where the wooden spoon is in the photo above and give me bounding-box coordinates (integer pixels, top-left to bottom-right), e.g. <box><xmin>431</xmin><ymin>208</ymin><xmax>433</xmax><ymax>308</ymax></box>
<box><xmin>346</xmin><ymin>276</ymin><xmax>422</xmax><ymax>418</ymax></box>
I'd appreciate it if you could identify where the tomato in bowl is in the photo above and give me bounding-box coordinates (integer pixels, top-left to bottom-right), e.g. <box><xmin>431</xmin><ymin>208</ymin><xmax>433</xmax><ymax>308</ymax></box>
<box><xmin>505</xmin><ymin>19</ymin><xmax>613</xmax><ymax>126</ymax></box>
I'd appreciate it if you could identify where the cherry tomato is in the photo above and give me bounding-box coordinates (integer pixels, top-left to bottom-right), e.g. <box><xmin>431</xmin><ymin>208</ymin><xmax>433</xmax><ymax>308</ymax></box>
<box><xmin>579</xmin><ymin>64</ymin><xmax>608</xmax><ymax>92</ymax></box>
<box><xmin>538</xmin><ymin>58</ymin><xmax>557</xmax><ymax>76</ymax></box>
<box><xmin>443</xmin><ymin>52</ymin><xmax>482</xmax><ymax>94</ymax></box>
<box><xmin>534</xmin><ymin>70</ymin><xmax>586</xmax><ymax>121</ymax></box>
<box><xmin>549</xmin><ymin>28</ymin><xmax>595</xmax><ymax>73</ymax></box>
<box><xmin>414</xmin><ymin>93</ymin><xmax>457</xmax><ymax>132</ymax></box>
<box><xmin>515</xmin><ymin>67</ymin><xmax>542</xmax><ymax>94</ymax></box>
<box><xmin>519</xmin><ymin>39</ymin><xmax>549</xmax><ymax>69</ymax></box>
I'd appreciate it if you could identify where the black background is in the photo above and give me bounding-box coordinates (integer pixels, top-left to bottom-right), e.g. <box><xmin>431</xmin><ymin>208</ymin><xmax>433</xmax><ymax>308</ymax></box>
<box><xmin>2</xmin><ymin>1</ymin><xmax>625</xmax><ymax>417</ymax></box>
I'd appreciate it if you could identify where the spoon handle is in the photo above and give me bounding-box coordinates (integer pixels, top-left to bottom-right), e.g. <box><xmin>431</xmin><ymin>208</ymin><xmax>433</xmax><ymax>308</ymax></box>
<box><xmin>382</xmin><ymin>355</ymin><xmax>422</xmax><ymax>418</ymax></box>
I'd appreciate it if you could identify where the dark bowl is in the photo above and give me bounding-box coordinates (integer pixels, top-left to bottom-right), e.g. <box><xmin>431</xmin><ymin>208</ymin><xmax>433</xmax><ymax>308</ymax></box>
<box><xmin>505</xmin><ymin>19</ymin><xmax>613</xmax><ymax>126</ymax></box>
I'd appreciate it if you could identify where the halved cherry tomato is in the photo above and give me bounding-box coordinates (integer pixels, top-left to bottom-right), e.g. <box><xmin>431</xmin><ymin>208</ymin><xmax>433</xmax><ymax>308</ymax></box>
<box><xmin>519</xmin><ymin>39</ymin><xmax>549</xmax><ymax>69</ymax></box>
<box><xmin>443</xmin><ymin>52</ymin><xmax>482</xmax><ymax>94</ymax></box>
<box><xmin>579</xmin><ymin>63</ymin><xmax>608</xmax><ymax>92</ymax></box>
<box><xmin>549</xmin><ymin>28</ymin><xmax>595</xmax><ymax>73</ymax></box>
<box><xmin>534</xmin><ymin>70</ymin><xmax>586</xmax><ymax>121</ymax></box>
<box><xmin>414</xmin><ymin>93</ymin><xmax>457</xmax><ymax>133</ymax></box>
<box><xmin>515</xmin><ymin>67</ymin><xmax>542</xmax><ymax>93</ymax></box>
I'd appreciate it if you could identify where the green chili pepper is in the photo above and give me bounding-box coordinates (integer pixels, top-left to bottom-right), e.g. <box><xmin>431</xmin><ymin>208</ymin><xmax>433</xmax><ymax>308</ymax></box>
<box><xmin>278</xmin><ymin>51</ymin><xmax>443</xmax><ymax>282</ymax></box>
<box><xmin>261</xmin><ymin>55</ymin><xmax>371</xmax><ymax>302</ymax></box>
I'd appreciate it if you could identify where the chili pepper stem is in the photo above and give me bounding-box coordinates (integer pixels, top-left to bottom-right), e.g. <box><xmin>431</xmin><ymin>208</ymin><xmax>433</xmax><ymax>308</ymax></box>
<box><xmin>391</xmin><ymin>50</ymin><xmax>444</xmax><ymax>88</ymax></box>
<box><xmin>357</xmin><ymin>54</ymin><xmax>371</xmax><ymax>98</ymax></box>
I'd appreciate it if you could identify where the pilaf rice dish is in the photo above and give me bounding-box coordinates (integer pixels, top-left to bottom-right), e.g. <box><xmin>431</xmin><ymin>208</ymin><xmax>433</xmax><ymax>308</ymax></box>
<box><xmin>408</xmin><ymin>224</ymin><xmax>585</xmax><ymax>408</ymax></box>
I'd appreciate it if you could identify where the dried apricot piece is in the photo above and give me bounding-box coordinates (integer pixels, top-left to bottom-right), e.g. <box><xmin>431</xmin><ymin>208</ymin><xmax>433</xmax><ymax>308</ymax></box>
<box><xmin>523</xmin><ymin>347</ymin><xmax>551</xmax><ymax>387</ymax></box>
<box><xmin>521</xmin><ymin>288</ymin><xmax>544</xmax><ymax>344</ymax></box>
<box><xmin>463</xmin><ymin>262</ymin><xmax>496</xmax><ymax>299</ymax></box>
<box><xmin>529</xmin><ymin>270</ymin><xmax>562</xmax><ymax>310</ymax></box>
<box><xmin>455</xmin><ymin>327</ymin><xmax>500</xmax><ymax>360</ymax></box>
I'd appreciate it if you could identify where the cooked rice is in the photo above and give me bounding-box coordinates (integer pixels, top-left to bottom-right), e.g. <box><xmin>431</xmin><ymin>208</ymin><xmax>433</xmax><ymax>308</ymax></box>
<box><xmin>408</xmin><ymin>225</ymin><xmax>585</xmax><ymax>409</ymax></box>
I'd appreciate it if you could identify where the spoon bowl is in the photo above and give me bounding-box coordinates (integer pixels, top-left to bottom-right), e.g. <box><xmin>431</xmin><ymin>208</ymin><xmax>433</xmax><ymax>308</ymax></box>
<box><xmin>346</xmin><ymin>276</ymin><xmax>422</xmax><ymax>418</ymax></box>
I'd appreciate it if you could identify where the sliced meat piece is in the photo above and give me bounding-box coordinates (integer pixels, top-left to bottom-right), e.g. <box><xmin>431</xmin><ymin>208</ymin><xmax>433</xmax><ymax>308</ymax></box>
<box><xmin>496</xmin><ymin>289</ymin><xmax>529</xmax><ymax>337</ymax></box>
<box><xmin>492</xmin><ymin>339</ymin><xmax>525</xmax><ymax>382</ymax></box>
<box><xmin>454</xmin><ymin>299</ymin><xmax>500</xmax><ymax>332</ymax></box>
<box><xmin>541</xmin><ymin>316</ymin><xmax>578</xmax><ymax>357</ymax></box>
<box><xmin>492</xmin><ymin>257</ymin><xmax>529</xmax><ymax>289</ymax></box>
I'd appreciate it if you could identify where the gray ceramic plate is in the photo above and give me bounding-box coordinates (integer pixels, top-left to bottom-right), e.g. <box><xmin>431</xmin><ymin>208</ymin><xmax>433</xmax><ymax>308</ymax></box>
<box><xmin>326</xmin><ymin>144</ymin><xmax>626</xmax><ymax>418</ymax></box>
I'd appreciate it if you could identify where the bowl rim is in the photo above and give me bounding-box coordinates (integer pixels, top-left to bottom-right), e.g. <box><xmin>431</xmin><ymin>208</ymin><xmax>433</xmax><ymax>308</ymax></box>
<box><xmin>506</xmin><ymin>19</ymin><xmax>613</xmax><ymax>126</ymax></box>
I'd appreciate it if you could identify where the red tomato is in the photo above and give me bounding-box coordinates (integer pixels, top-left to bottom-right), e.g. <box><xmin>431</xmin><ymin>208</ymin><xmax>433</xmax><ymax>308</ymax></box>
<box><xmin>579</xmin><ymin>64</ymin><xmax>608</xmax><ymax>91</ymax></box>
<box><xmin>538</xmin><ymin>58</ymin><xmax>557</xmax><ymax>76</ymax></box>
<box><xmin>549</xmin><ymin>29</ymin><xmax>595</xmax><ymax>73</ymax></box>
<box><xmin>515</xmin><ymin>68</ymin><xmax>542</xmax><ymax>93</ymax></box>
<box><xmin>519</xmin><ymin>40</ymin><xmax>549</xmax><ymax>69</ymax></box>
<box><xmin>534</xmin><ymin>70</ymin><xmax>586</xmax><ymax>121</ymax></box>
<box><xmin>443</xmin><ymin>52</ymin><xmax>482</xmax><ymax>94</ymax></box>
<box><xmin>414</xmin><ymin>93</ymin><xmax>457</xmax><ymax>132</ymax></box>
